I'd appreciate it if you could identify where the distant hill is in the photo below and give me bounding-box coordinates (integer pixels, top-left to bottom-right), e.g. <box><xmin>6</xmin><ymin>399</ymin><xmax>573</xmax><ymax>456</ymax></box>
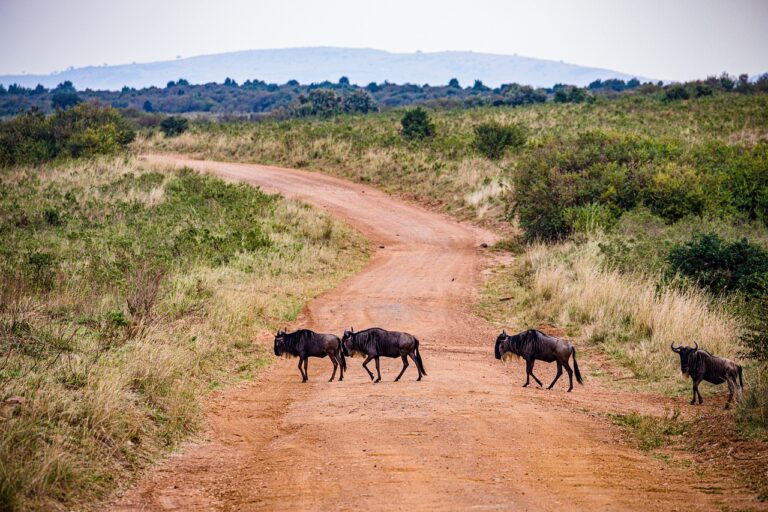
<box><xmin>0</xmin><ymin>47</ymin><xmax>644</xmax><ymax>91</ymax></box>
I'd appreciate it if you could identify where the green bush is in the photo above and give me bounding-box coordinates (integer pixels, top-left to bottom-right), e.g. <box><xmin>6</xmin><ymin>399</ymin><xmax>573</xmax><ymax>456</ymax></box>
<box><xmin>473</xmin><ymin>121</ymin><xmax>526</xmax><ymax>159</ymax></box>
<box><xmin>663</xmin><ymin>85</ymin><xmax>690</xmax><ymax>102</ymax></box>
<box><xmin>159</xmin><ymin>116</ymin><xmax>189</xmax><ymax>137</ymax></box>
<box><xmin>564</xmin><ymin>202</ymin><xmax>618</xmax><ymax>234</ymax></box>
<box><xmin>667</xmin><ymin>233</ymin><xmax>768</xmax><ymax>297</ymax></box>
<box><xmin>0</xmin><ymin>103</ymin><xmax>135</xmax><ymax>166</ymax></box>
<box><xmin>400</xmin><ymin>107</ymin><xmax>434</xmax><ymax>140</ymax></box>
<box><xmin>343</xmin><ymin>90</ymin><xmax>378</xmax><ymax>114</ymax></box>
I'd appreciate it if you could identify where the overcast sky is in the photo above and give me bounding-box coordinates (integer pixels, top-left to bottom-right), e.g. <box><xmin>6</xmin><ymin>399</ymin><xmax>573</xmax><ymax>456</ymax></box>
<box><xmin>1</xmin><ymin>0</ymin><xmax>766</xmax><ymax>81</ymax></box>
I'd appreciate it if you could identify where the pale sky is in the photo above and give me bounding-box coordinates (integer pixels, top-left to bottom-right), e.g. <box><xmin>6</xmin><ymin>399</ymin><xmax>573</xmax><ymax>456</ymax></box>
<box><xmin>1</xmin><ymin>0</ymin><xmax>767</xmax><ymax>81</ymax></box>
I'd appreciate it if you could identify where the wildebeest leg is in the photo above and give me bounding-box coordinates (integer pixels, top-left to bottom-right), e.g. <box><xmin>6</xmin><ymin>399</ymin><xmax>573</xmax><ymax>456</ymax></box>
<box><xmin>527</xmin><ymin>359</ymin><xmax>543</xmax><ymax>387</ymax></box>
<box><xmin>374</xmin><ymin>356</ymin><xmax>382</xmax><ymax>383</ymax></box>
<box><xmin>724</xmin><ymin>377</ymin><xmax>736</xmax><ymax>409</ymax></box>
<box><xmin>329</xmin><ymin>353</ymin><xmax>338</xmax><ymax>382</ymax></box>
<box><xmin>408</xmin><ymin>353</ymin><xmax>422</xmax><ymax>381</ymax></box>
<box><xmin>692</xmin><ymin>376</ymin><xmax>704</xmax><ymax>405</ymax></box>
<box><xmin>298</xmin><ymin>358</ymin><xmax>307</xmax><ymax>382</ymax></box>
<box><xmin>563</xmin><ymin>360</ymin><xmax>574</xmax><ymax>392</ymax></box>
<box><xmin>394</xmin><ymin>354</ymin><xmax>409</xmax><ymax>381</ymax></box>
<box><xmin>547</xmin><ymin>361</ymin><xmax>563</xmax><ymax>390</ymax></box>
<box><xmin>337</xmin><ymin>353</ymin><xmax>344</xmax><ymax>381</ymax></box>
<box><xmin>303</xmin><ymin>357</ymin><xmax>309</xmax><ymax>382</ymax></box>
<box><xmin>362</xmin><ymin>355</ymin><xmax>375</xmax><ymax>381</ymax></box>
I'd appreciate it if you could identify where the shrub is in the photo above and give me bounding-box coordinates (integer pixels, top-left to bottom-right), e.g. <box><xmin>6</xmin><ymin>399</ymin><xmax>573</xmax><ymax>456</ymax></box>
<box><xmin>50</xmin><ymin>91</ymin><xmax>82</xmax><ymax>110</ymax></box>
<box><xmin>667</xmin><ymin>233</ymin><xmax>768</xmax><ymax>297</ymax></box>
<box><xmin>741</xmin><ymin>298</ymin><xmax>768</xmax><ymax>362</ymax></box>
<box><xmin>0</xmin><ymin>103</ymin><xmax>135</xmax><ymax>166</ymax></box>
<box><xmin>400</xmin><ymin>107</ymin><xmax>434</xmax><ymax>140</ymax></box>
<box><xmin>343</xmin><ymin>90</ymin><xmax>377</xmax><ymax>114</ymax></box>
<box><xmin>473</xmin><ymin>121</ymin><xmax>526</xmax><ymax>159</ymax></box>
<box><xmin>159</xmin><ymin>116</ymin><xmax>189</xmax><ymax>137</ymax></box>
<box><xmin>293</xmin><ymin>89</ymin><xmax>342</xmax><ymax>118</ymax></box>
<box><xmin>663</xmin><ymin>85</ymin><xmax>690</xmax><ymax>102</ymax></box>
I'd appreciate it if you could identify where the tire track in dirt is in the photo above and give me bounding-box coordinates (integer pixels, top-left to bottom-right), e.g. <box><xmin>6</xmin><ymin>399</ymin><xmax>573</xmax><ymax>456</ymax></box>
<box><xmin>112</xmin><ymin>155</ymin><xmax>765</xmax><ymax>511</ymax></box>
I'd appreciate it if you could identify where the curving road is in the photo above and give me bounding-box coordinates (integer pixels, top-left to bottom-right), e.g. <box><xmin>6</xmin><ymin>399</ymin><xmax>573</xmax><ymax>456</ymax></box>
<box><xmin>112</xmin><ymin>155</ymin><xmax>763</xmax><ymax>511</ymax></box>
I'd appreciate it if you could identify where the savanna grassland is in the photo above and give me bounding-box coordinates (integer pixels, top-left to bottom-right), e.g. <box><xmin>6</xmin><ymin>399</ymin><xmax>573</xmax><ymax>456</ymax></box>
<box><xmin>138</xmin><ymin>91</ymin><xmax>768</xmax><ymax>492</ymax></box>
<box><xmin>0</xmin><ymin>156</ymin><xmax>369</xmax><ymax>510</ymax></box>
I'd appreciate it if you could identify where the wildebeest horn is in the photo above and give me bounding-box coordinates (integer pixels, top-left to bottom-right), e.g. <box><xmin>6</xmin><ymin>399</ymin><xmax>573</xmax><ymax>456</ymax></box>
<box><xmin>693</xmin><ymin>340</ymin><xmax>698</xmax><ymax>350</ymax></box>
<box><xmin>502</xmin><ymin>329</ymin><xmax>507</xmax><ymax>337</ymax></box>
<box><xmin>670</xmin><ymin>342</ymin><xmax>680</xmax><ymax>352</ymax></box>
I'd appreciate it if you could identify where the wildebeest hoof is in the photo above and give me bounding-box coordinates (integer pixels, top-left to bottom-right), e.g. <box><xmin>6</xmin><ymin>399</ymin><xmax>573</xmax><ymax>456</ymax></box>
<box><xmin>690</xmin><ymin>401</ymin><xmax>696</xmax><ymax>405</ymax></box>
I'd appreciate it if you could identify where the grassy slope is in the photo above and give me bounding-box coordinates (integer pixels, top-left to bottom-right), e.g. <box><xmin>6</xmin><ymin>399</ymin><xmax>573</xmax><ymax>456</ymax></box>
<box><xmin>138</xmin><ymin>93</ymin><xmax>768</xmax><ymax>495</ymax></box>
<box><xmin>136</xmin><ymin>93</ymin><xmax>768</xmax><ymax>232</ymax></box>
<box><xmin>0</xmin><ymin>158</ymin><xmax>369</xmax><ymax>511</ymax></box>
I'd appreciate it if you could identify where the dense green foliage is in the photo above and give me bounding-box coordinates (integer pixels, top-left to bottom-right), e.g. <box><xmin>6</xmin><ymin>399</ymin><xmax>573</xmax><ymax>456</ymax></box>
<box><xmin>0</xmin><ymin>103</ymin><xmax>135</xmax><ymax>166</ymax></box>
<box><xmin>400</xmin><ymin>107</ymin><xmax>434</xmax><ymax>140</ymax></box>
<box><xmin>511</xmin><ymin>131</ymin><xmax>768</xmax><ymax>241</ymax></box>
<box><xmin>473</xmin><ymin>121</ymin><xmax>526</xmax><ymax>159</ymax></box>
<box><xmin>159</xmin><ymin>115</ymin><xmax>189</xmax><ymax>137</ymax></box>
<box><xmin>667</xmin><ymin>233</ymin><xmax>768</xmax><ymax>298</ymax></box>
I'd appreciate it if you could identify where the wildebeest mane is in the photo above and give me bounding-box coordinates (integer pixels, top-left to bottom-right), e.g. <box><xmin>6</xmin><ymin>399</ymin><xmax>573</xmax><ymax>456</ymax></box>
<box><xmin>280</xmin><ymin>329</ymin><xmax>314</xmax><ymax>356</ymax></box>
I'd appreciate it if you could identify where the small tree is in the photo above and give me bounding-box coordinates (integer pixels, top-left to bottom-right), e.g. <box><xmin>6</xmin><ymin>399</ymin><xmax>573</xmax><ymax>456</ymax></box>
<box><xmin>448</xmin><ymin>78</ymin><xmax>460</xmax><ymax>88</ymax></box>
<box><xmin>667</xmin><ymin>233</ymin><xmax>768</xmax><ymax>297</ymax></box>
<box><xmin>51</xmin><ymin>91</ymin><xmax>82</xmax><ymax>110</ymax></box>
<box><xmin>142</xmin><ymin>100</ymin><xmax>154</xmax><ymax>112</ymax></box>
<box><xmin>663</xmin><ymin>84</ymin><xmax>690</xmax><ymax>102</ymax></box>
<box><xmin>473</xmin><ymin>121</ymin><xmax>527</xmax><ymax>159</ymax></box>
<box><xmin>400</xmin><ymin>108</ymin><xmax>434</xmax><ymax>140</ymax></box>
<box><xmin>343</xmin><ymin>90</ymin><xmax>377</xmax><ymax>114</ymax></box>
<box><xmin>159</xmin><ymin>116</ymin><xmax>189</xmax><ymax>137</ymax></box>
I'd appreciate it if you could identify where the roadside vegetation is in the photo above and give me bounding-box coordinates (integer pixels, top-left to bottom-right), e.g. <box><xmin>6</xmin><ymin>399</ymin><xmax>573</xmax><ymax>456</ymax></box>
<box><xmin>0</xmin><ymin>141</ymin><xmax>368</xmax><ymax>508</ymax></box>
<box><xmin>138</xmin><ymin>90</ymin><xmax>768</xmax><ymax>433</ymax></box>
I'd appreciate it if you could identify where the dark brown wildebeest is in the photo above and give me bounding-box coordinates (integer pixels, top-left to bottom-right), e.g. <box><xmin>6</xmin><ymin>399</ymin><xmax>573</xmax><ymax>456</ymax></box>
<box><xmin>341</xmin><ymin>327</ymin><xmax>426</xmax><ymax>383</ymax></box>
<box><xmin>671</xmin><ymin>341</ymin><xmax>743</xmax><ymax>409</ymax></box>
<box><xmin>495</xmin><ymin>329</ymin><xmax>583</xmax><ymax>392</ymax></box>
<box><xmin>273</xmin><ymin>329</ymin><xmax>346</xmax><ymax>382</ymax></box>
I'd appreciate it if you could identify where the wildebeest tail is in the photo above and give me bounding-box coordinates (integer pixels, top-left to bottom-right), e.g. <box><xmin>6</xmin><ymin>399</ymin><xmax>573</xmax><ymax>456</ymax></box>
<box><xmin>738</xmin><ymin>365</ymin><xmax>744</xmax><ymax>388</ymax></box>
<box><xmin>572</xmin><ymin>347</ymin><xmax>583</xmax><ymax>385</ymax></box>
<box><xmin>414</xmin><ymin>339</ymin><xmax>427</xmax><ymax>376</ymax></box>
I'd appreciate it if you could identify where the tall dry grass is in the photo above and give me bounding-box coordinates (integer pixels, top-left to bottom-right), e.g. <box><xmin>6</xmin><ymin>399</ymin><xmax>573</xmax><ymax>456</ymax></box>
<box><xmin>478</xmin><ymin>236</ymin><xmax>747</xmax><ymax>392</ymax></box>
<box><xmin>0</xmin><ymin>157</ymin><xmax>369</xmax><ymax>511</ymax></box>
<box><xmin>523</xmin><ymin>240</ymin><xmax>742</xmax><ymax>381</ymax></box>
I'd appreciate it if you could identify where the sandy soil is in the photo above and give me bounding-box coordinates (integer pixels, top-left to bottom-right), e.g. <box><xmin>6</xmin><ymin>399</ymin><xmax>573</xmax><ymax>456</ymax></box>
<box><xmin>111</xmin><ymin>155</ymin><xmax>765</xmax><ymax>511</ymax></box>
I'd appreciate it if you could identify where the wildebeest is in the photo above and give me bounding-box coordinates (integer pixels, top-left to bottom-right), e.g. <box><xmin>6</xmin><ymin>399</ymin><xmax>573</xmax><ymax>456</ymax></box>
<box><xmin>273</xmin><ymin>328</ymin><xmax>346</xmax><ymax>382</ymax></box>
<box><xmin>495</xmin><ymin>329</ymin><xmax>583</xmax><ymax>392</ymax></box>
<box><xmin>341</xmin><ymin>327</ymin><xmax>426</xmax><ymax>383</ymax></box>
<box><xmin>670</xmin><ymin>341</ymin><xmax>744</xmax><ymax>409</ymax></box>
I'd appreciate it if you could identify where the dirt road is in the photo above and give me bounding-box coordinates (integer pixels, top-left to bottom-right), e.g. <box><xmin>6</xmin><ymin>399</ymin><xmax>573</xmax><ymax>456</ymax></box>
<box><xmin>113</xmin><ymin>156</ymin><xmax>763</xmax><ymax>511</ymax></box>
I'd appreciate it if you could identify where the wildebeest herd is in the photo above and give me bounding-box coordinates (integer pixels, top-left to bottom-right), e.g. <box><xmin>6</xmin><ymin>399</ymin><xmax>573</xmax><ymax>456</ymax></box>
<box><xmin>274</xmin><ymin>327</ymin><xmax>744</xmax><ymax>408</ymax></box>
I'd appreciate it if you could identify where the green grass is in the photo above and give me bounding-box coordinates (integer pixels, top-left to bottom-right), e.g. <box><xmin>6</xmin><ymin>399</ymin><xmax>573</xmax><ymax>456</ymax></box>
<box><xmin>136</xmin><ymin>93</ymin><xmax>768</xmax><ymax>233</ymax></box>
<box><xmin>610</xmin><ymin>410</ymin><xmax>690</xmax><ymax>451</ymax></box>
<box><xmin>0</xmin><ymin>157</ymin><xmax>369</xmax><ymax>511</ymax></box>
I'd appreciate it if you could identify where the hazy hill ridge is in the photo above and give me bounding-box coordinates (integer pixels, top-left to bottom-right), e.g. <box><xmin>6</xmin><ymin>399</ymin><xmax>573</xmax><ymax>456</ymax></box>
<box><xmin>0</xmin><ymin>47</ymin><xmax>642</xmax><ymax>90</ymax></box>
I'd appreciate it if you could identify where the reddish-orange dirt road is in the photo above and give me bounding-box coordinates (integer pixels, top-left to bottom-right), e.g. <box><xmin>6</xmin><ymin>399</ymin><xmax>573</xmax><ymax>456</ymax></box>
<box><xmin>112</xmin><ymin>156</ymin><xmax>764</xmax><ymax>511</ymax></box>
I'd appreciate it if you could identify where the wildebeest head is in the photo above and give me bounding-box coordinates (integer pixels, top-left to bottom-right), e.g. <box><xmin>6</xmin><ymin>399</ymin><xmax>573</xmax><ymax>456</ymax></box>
<box><xmin>274</xmin><ymin>328</ymin><xmax>286</xmax><ymax>356</ymax></box>
<box><xmin>495</xmin><ymin>330</ymin><xmax>512</xmax><ymax>360</ymax></box>
<box><xmin>671</xmin><ymin>341</ymin><xmax>698</xmax><ymax>376</ymax></box>
<box><xmin>341</xmin><ymin>328</ymin><xmax>355</xmax><ymax>357</ymax></box>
